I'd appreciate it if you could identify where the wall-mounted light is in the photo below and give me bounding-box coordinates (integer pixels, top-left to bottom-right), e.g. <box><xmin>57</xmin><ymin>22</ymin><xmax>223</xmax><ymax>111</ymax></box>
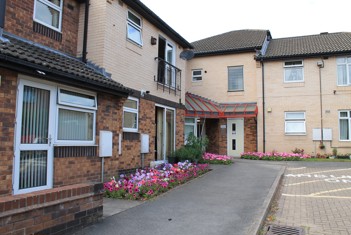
<box><xmin>151</xmin><ymin>36</ymin><xmax>157</xmax><ymax>45</ymax></box>
<box><xmin>267</xmin><ymin>107</ymin><xmax>272</xmax><ymax>113</ymax></box>
<box><xmin>317</xmin><ymin>61</ymin><xmax>324</xmax><ymax>68</ymax></box>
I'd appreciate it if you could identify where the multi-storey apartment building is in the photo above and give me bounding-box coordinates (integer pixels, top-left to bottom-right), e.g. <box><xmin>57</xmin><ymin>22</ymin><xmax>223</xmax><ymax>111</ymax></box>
<box><xmin>78</xmin><ymin>0</ymin><xmax>192</xmax><ymax>168</ymax></box>
<box><xmin>186</xmin><ymin>30</ymin><xmax>351</xmax><ymax>156</ymax></box>
<box><xmin>0</xmin><ymin>0</ymin><xmax>191</xmax><ymax>234</ymax></box>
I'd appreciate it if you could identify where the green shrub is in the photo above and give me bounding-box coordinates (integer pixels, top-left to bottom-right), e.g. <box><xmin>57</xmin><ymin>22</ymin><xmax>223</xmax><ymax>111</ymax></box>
<box><xmin>172</xmin><ymin>134</ymin><xmax>209</xmax><ymax>163</ymax></box>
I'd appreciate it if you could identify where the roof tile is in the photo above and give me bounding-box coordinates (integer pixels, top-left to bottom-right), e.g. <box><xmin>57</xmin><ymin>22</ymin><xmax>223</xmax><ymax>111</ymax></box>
<box><xmin>192</xmin><ymin>29</ymin><xmax>270</xmax><ymax>56</ymax></box>
<box><xmin>262</xmin><ymin>32</ymin><xmax>351</xmax><ymax>59</ymax></box>
<box><xmin>0</xmin><ymin>34</ymin><xmax>131</xmax><ymax>95</ymax></box>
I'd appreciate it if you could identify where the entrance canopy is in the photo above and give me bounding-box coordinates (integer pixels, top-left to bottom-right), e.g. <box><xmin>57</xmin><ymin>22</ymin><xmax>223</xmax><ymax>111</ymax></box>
<box><xmin>185</xmin><ymin>92</ymin><xmax>257</xmax><ymax>118</ymax></box>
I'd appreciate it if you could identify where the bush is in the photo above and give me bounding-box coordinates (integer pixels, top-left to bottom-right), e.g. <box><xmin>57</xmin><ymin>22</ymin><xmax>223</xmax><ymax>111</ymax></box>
<box><xmin>172</xmin><ymin>134</ymin><xmax>209</xmax><ymax>163</ymax></box>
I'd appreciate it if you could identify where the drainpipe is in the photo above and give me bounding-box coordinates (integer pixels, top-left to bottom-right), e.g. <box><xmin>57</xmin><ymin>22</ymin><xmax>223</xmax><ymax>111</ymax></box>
<box><xmin>261</xmin><ymin>61</ymin><xmax>266</xmax><ymax>153</ymax></box>
<box><xmin>82</xmin><ymin>0</ymin><xmax>90</xmax><ymax>63</ymax></box>
<box><xmin>0</xmin><ymin>0</ymin><xmax>6</xmax><ymax>37</ymax></box>
<box><xmin>317</xmin><ymin>60</ymin><xmax>324</xmax><ymax>147</ymax></box>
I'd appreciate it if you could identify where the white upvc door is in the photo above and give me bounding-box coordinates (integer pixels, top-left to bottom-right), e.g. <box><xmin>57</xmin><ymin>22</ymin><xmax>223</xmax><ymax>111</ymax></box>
<box><xmin>13</xmin><ymin>79</ymin><xmax>56</xmax><ymax>194</ymax></box>
<box><xmin>156</xmin><ymin>105</ymin><xmax>175</xmax><ymax>161</ymax></box>
<box><xmin>227</xmin><ymin>118</ymin><xmax>244</xmax><ymax>157</ymax></box>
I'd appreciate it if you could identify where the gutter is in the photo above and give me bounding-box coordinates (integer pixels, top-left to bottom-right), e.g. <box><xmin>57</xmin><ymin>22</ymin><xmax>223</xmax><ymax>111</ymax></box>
<box><xmin>0</xmin><ymin>57</ymin><xmax>131</xmax><ymax>97</ymax></box>
<box><xmin>82</xmin><ymin>0</ymin><xmax>90</xmax><ymax>63</ymax></box>
<box><xmin>261</xmin><ymin>60</ymin><xmax>266</xmax><ymax>153</ymax></box>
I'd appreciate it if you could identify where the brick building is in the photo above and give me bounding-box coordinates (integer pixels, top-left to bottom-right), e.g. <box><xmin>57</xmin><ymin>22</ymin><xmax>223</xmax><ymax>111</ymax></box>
<box><xmin>0</xmin><ymin>0</ymin><xmax>193</xmax><ymax>234</ymax></box>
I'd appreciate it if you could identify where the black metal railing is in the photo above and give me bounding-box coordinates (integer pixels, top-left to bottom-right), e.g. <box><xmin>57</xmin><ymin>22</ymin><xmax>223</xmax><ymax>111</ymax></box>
<box><xmin>154</xmin><ymin>57</ymin><xmax>181</xmax><ymax>95</ymax></box>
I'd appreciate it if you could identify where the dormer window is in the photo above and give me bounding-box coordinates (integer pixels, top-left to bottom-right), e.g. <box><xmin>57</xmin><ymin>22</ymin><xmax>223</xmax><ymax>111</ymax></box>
<box><xmin>127</xmin><ymin>11</ymin><xmax>143</xmax><ymax>46</ymax></box>
<box><xmin>34</xmin><ymin>0</ymin><xmax>63</xmax><ymax>32</ymax></box>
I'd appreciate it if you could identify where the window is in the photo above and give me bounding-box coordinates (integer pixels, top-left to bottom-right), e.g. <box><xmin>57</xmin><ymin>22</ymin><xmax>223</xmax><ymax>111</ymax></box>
<box><xmin>57</xmin><ymin>88</ymin><xmax>97</xmax><ymax>144</ymax></box>
<box><xmin>284</xmin><ymin>60</ymin><xmax>304</xmax><ymax>82</ymax></box>
<box><xmin>285</xmin><ymin>112</ymin><xmax>306</xmax><ymax>135</ymax></box>
<box><xmin>127</xmin><ymin>11</ymin><xmax>142</xmax><ymax>45</ymax></box>
<box><xmin>228</xmin><ymin>66</ymin><xmax>244</xmax><ymax>91</ymax></box>
<box><xmin>339</xmin><ymin>111</ymin><xmax>351</xmax><ymax>140</ymax></box>
<box><xmin>123</xmin><ymin>97</ymin><xmax>139</xmax><ymax>132</ymax></box>
<box><xmin>192</xmin><ymin>70</ymin><xmax>203</xmax><ymax>82</ymax></box>
<box><xmin>184</xmin><ymin>118</ymin><xmax>197</xmax><ymax>143</ymax></box>
<box><xmin>34</xmin><ymin>0</ymin><xmax>63</xmax><ymax>31</ymax></box>
<box><xmin>337</xmin><ymin>57</ymin><xmax>351</xmax><ymax>86</ymax></box>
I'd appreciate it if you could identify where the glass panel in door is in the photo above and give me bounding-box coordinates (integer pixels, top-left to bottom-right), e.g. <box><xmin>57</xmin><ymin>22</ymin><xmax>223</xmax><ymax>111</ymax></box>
<box><xmin>15</xmin><ymin>81</ymin><xmax>54</xmax><ymax>194</ymax></box>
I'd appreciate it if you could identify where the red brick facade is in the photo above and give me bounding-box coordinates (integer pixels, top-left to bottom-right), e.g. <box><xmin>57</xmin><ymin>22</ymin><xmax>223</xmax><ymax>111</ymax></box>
<box><xmin>0</xmin><ymin>68</ymin><xmax>17</xmax><ymax>196</ymax></box>
<box><xmin>4</xmin><ymin>0</ymin><xmax>80</xmax><ymax>56</ymax></box>
<box><xmin>0</xmin><ymin>183</ymin><xmax>103</xmax><ymax>235</ymax></box>
<box><xmin>244</xmin><ymin>117</ymin><xmax>257</xmax><ymax>153</ymax></box>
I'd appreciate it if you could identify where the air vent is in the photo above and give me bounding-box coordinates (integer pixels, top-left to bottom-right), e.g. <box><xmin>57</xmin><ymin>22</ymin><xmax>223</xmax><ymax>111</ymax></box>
<box><xmin>266</xmin><ymin>225</ymin><xmax>304</xmax><ymax>235</ymax></box>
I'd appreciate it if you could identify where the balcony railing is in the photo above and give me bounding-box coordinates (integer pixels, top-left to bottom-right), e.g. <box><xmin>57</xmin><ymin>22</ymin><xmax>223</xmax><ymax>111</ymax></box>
<box><xmin>154</xmin><ymin>57</ymin><xmax>181</xmax><ymax>96</ymax></box>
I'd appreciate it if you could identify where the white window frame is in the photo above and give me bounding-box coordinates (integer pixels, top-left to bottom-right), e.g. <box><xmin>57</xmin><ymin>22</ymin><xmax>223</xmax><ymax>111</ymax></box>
<box><xmin>184</xmin><ymin>118</ymin><xmax>197</xmax><ymax>143</ymax></box>
<box><xmin>123</xmin><ymin>97</ymin><xmax>139</xmax><ymax>132</ymax></box>
<box><xmin>33</xmin><ymin>0</ymin><xmax>63</xmax><ymax>32</ymax></box>
<box><xmin>284</xmin><ymin>60</ymin><xmax>304</xmax><ymax>83</ymax></box>
<box><xmin>228</xmin><ymin>66</ymin><xmax>244</xmax><ymax>91</ymax></box>
<box><xmin>127</xmin><ymin>10</ymin><xmax>143</xmax><ymax>46</ymax></box>
<box><xmin>336</xmin><ymin>57</ymin><xmax>351</xmax><ymax>86</ymax></box>
<box><xmin>285</xmin><ymin>112</ymin><xmax>306</xmax><ymax>135</ymax></box>
<box><xmin>192</xmin><ymin>69</ymin><xmax>203</xmax><ymax>82</ymax></box>
<box><xmin>55</xmin><ymin>87</ymin><xmax>97</xmax><ymax>145</ymax></box>
<box><xmin>339</xmin><ymin>110</ymin><xmax>351</xmax><ymax>141</ymax></box>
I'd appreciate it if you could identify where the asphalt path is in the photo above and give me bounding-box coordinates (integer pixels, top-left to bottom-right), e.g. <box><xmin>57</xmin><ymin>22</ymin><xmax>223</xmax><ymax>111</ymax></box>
<box><xmin>73</xmin><ymin>161</ymin><xmax>283</xmax><ymax>235</ymax></box>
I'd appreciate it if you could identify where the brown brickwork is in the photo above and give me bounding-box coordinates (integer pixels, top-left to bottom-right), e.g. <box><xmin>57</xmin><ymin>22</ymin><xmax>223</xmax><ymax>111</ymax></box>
<box><xmin>176</xmin><ymin>108</ymin><xmax>185</xmax><ymax>149</ymax></box>
<box><xmin>0</xmin><ymin>183</ymin><xmax>103</xmax><ymax>235</ymax></box>
<box><xmin>206</xmin><ymin>119</ymin><xmax>220</xmax><ymax>154</ymax></box>
<box><xmin>218</xmin><ymin>119</ymin><xmax>228</xmax><ymax>155</ymax></box>
<box><xmin>4</xmin><ymin>0</ymin><xmax>80</xmax><ymax>56</ymax></box>
<box><xmin>244</xmin><ymin>117</ymin><xmax>257</xmax><ymax>152</ymax></box>
<box><xmin>0</xmin><ymin>68</ymin><xmax>17</xmax><ymax>196</ymax></box>
<box><xmin>54</xmin><ymin>157</ymin><xmax>102</xmax><ymax>187</ymax></box>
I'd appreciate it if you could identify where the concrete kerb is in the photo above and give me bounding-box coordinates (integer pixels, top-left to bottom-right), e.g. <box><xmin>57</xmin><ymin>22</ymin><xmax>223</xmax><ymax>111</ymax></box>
<box><xmin>246</xmin><ymin>165</ymin><xmax>286</xmax><ymax>235</ymax></box>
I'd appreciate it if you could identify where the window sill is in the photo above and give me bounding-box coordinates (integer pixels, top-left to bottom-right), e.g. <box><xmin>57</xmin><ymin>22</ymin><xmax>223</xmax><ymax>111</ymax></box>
<box><xmin>54</xmin><ymin>144</ymin><xmax>98</xmax><ymax>147</ymax></box>
<box><xmin>285</xmin><ymin>133</ymin><xmax>306</xmax><ymax>136</ymax></box>
<box><xmin>283</xmin><ymin>82</ymin><xmax>305</xmax><ymax>88</ymax></box>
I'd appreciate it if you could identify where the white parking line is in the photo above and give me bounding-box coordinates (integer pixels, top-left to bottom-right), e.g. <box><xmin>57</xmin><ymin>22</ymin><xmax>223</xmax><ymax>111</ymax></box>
<box><xmin>285</xmin><ymin>179</ymin><xmax>324</xmax><ymax>186</ymax></box>
<box><xmin>287</xmin><ymin>167</ymin><xmax>306</xmax><ymax>170</ymax></box>
<box><xmin>310</xmin><ymin>187</ymin><xmax>351</xmax><ymax>196</ymax></box>
<box><xmin>282</xmin><ymin>194</ymin><xmax>351</xmax><ymax>199</ymax></box>
<box><xmin>305</xmin><ymin>168</ymin><xmax>351</xmax><ymax>175</ymax></box>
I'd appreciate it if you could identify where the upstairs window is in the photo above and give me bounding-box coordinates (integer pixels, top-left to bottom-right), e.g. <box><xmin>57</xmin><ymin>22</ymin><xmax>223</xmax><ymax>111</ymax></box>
<box><xmin>192</xmin><ymin>69</ymin><xmax>203</xmax><ymax>82</ymax></box>
<box><xmin>284</xmin><ymin>60</ymin><xmax>304</xmax><ymax>82</ymax></box>
<box><xmin>127</xmin><ymin>11</ymin><xmax>142</xmax><ymax>45</ymax></box>
<box><xmin>34</xmin><ymin>0</ymin><xmax>63</xmax><ymax>31</ymax></box>
<box><xmin>228</xmin><ymin>66</ymin><xmax>244</xmax><ymax>91</ymax></box>
<box><xmin>339</xmin><ymin>111</ymin><xmax>351</xmax><ymax>141</ymax></box>
<box><xmin>123</xmin><ymin>97</ymin><xmax>139</xmax><ymax>132</ymax></box>
<box><xmin>337</xmin><ymin>57</ymin><xmax>351</xmax><ymax>86</ymax></box>
<box><xmin>285</xmin><ymin>112</ymin><xmax>306</xmax><ymax>135</ymax></box>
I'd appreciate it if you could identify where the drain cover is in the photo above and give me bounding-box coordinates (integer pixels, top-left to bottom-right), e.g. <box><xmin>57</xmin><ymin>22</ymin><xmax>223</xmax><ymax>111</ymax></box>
<box><xmin>266</xmin><ymin>225</ymin><xmax>304</xmax><ymax>235</ymax></box>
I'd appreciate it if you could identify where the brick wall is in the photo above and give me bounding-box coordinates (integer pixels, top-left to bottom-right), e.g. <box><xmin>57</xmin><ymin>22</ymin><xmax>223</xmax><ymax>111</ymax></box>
<box><xmin>0</xmin><ymin>183</ymin><xmax>103</xmax><ymax>235</ymax></box>
<box><xmin>206</xmin><ymin>119</ymin><xmax>220</xmax><ymax>154</ymax></box>
<box><xmin>176</xmin><ymin>108</ymin><xmax>185</xmax><ymax>149</ymax></box>
<box><xmin>244</xmin><ymin>117</ymin><xmax>257</xmax><ymax>152</ymax></box>
<box><xmin>218</xmin><ymin>119</ymin><xmax>227</xmax><ymax>155</ymax></box>
<box><xmin>5</xmin><ymin>0</ymin><xmax>80</xmax><ymax>56</ymax></box>
<box><xmin>0</xmin><ymin>68</ymin><xmax>16</xmax><ymax>196</ymax></box>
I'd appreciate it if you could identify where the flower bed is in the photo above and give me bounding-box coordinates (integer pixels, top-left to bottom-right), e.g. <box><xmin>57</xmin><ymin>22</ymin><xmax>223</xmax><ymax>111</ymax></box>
<box><xmin>201</xmin><ymin>152</ymin><xmax>233</xmax><ymax>165</ymax></box>
<box><xmin>241</xmin><ymin>152</ymin><xmax>311</xmax><ymax>161</ymax></box>
<box><xmin>104</xmin><ymin>161</ymin><xmax>209</xmax><ymax>200</ymax></box>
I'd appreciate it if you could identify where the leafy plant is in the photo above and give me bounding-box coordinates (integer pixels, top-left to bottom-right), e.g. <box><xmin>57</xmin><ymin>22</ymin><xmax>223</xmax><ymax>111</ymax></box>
<box><xmin>332</xmin><ymin>148</ymin><xmax>337</xmax><ymax>156</ymax></box>
<box><xmin>172</xmin><ymin>134</ymin><xmax>209</xmax><ymax>163</ymax></box>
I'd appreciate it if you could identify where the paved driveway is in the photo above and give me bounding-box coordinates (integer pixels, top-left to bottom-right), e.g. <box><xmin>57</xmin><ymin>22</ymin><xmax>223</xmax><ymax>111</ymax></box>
<box><xmin>73</xmin><ymin>162</ymin><xmax>283</xmax><ymax>235</ymax></box>
<box><xmin>273</xmin><ymin>162</ymin><xmax>351</xmax><ymax>235</ymax></box>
